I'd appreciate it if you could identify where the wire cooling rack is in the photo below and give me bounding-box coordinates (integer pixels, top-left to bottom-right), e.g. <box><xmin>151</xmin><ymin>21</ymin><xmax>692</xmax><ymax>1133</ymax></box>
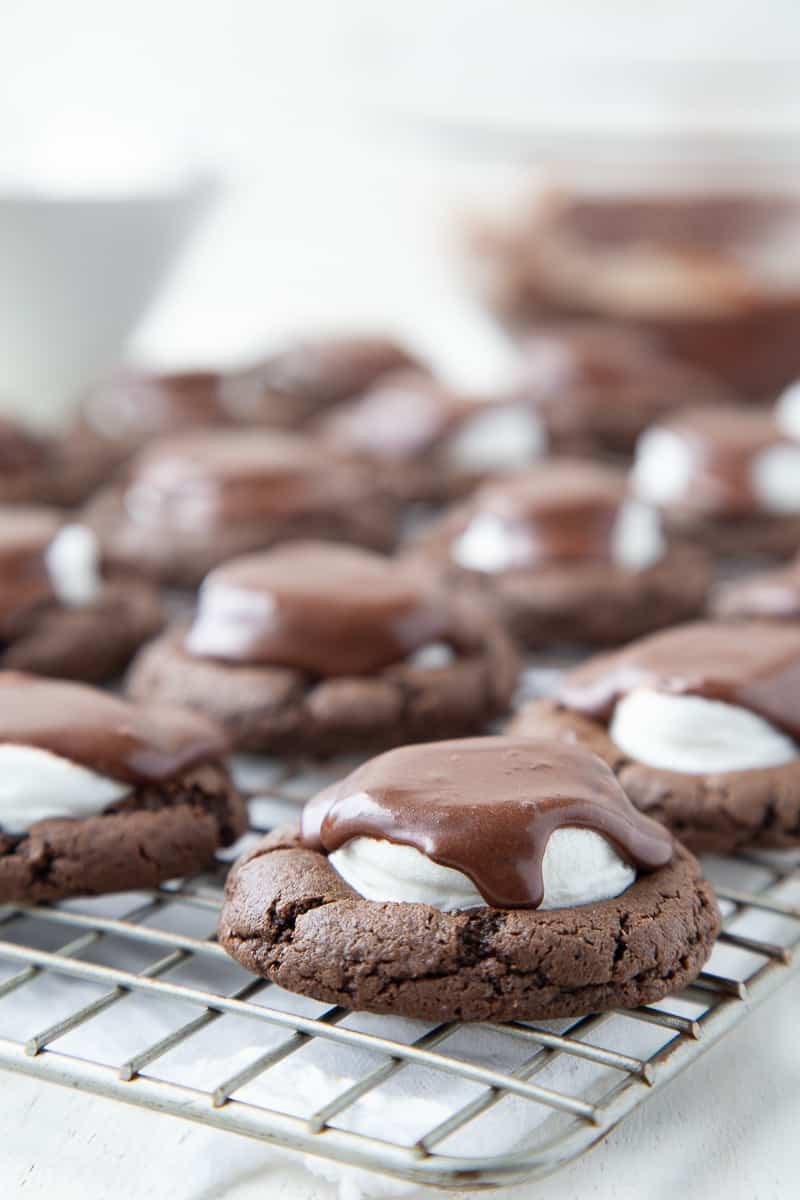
<box><xmin>0</xmin><ymin>676</ymin><xmax>799</xmax><ymax>1191</ymax></box>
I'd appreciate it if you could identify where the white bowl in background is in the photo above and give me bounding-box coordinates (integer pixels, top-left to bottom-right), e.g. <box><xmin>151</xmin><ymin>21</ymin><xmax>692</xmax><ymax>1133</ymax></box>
<box><xmin>0</xmin><ymin>171</ymin><xmax>216</xmax><ymax>426</ymax></box>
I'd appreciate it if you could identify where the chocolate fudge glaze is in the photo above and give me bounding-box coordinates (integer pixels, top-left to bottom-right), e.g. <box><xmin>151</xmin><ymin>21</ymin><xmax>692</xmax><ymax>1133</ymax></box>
<box><xmin>652</xmin><ymin>405</ymin><xmax>788</xmax><ymax>512</ymax></box>
<box><xmin>82</xmin><ymin>371</ymin><xmax>228</xmax><ymax>442</ymax></box>
<box><xmin>0</xmin><ymin>672</ymin><xmax>228</xmax><ymax>784</ymax></box>
<box><xmin>124</xmin><ymin>429</ymin><xmax>362</xmax><ymax>530</ymax></box>
<box><xmin>320</xmin><ymin>370</ymin><xmax>467</xmax><ymax>460</ymax></box>
<box><xmin>0</xmin><ymin>508</ymin><xmax>62</xmax><ymax>633</ymax></box>
<box><xmin>558</xmin><ymin>620</ymin><xmax>800</xmax><ymax>740</ymax></box>
<box><xmin>455</xmin><ymin>461</ymin><xmax>631</xmax><ymax>565</ymax></box>
<box><xmin>301</xmin><ymin>737</ymin><xmax>673</xmax><ymax>908</ymax></box>
<box><xmin>186</xmin><ymin>541</ymin><xmax>454</xmax><ymax>675</ymax></box>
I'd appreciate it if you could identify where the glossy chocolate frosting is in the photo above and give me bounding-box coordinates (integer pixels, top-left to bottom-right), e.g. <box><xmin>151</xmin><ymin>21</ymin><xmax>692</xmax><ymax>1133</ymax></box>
<box><xmin>454</xmin><ymin>461</ymin><xmax>630</xmax><ymax>565</ymax></box>
<box><xmin>319</xmin><ymin>370</ymin><xmax>466</xmax><ymax>461</ymax></box>
<box><xmin>558</xmin><ymin>620</ymin><xmax>800</xmax><ymax>740</ymax></box>
<box><xmin>0</xmin><ymin>508</ymin><xmax>62</xmax><ymax>634</ymax></box>
<box><xmin>81</xmin><ymin>371</ymin><xmax>228</xmax><ymax>443</ymax></box>
<box><xmin>301</xmin><ymin>737</ymin><xmax>673</xmax><ymax>908</ymax></box>
<box><xmin>185</xmin><ymin>541</ymin><xmax>453</xmax><ymax>675</ymax></box>
<box><xmin>0</xmin><ymin>672</ymin><xmax>228</xmax><ymax>783</ymax></box>
<box><xmin>651</xmin><ymin>405</ymin><xmax>787</xmax><ymax>512</ymax></box>
<box><xmin>123</xmin><ymin>429</ymin><xmax>364</xmax><ymax>531</ymax></box>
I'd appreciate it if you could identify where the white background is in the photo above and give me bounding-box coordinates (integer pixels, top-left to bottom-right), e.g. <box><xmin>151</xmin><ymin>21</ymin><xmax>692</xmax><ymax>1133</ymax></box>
<box><xmin>1</xmin><ymin>3</ymin><xmax>800</xmax><ymax>1196</ymax></box>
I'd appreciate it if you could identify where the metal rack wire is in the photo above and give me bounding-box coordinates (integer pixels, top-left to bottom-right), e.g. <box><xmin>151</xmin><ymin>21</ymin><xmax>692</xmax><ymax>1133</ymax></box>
<box><xmin>0</xmin><ymin>714</ymin><xmax>798</xmax><ymax>1190</ymax></box>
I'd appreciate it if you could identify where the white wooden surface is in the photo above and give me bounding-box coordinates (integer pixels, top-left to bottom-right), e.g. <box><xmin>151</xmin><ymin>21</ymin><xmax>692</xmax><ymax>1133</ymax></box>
<box><xmin>1</xmin><ymin>977</ymin><xmax>797</xmax><ymax>1198</ymax></box>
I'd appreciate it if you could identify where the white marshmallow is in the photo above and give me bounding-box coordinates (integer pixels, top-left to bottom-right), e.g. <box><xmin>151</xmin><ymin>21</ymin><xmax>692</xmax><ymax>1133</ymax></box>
<box><xmin>632</xmin><ymin>427</ymin><xmax>696</xmax><ymax>506</ymax></box>
<box><xmin>451</xmin><ymin>500</ymin><xmax>664</xmax><ymax>574</ymax></box>
<box><xmin>405</xmin><ymin>642</ymin><xmax>456</xmax><ymax>669</ymax></box>
<box><xmin>45</xmin><ymin>523</ymin><xmax>103</xmax><ymax>607</ymax></box>
<box><xmin>185</xmin><ymin>582</ymin><xmax>274</xmax><ymax>660</ymax></box>
<box><xmin>609</xmin><ymin>687</ymin><xmax>798</xmax><ymax>775</ymax></box>
<box><xmin>776</xmin><ymin>380</ymin><xmax>800</xmax><ymax>441</ymax></box>
<box><xmin>751</xmin><ymin>444</ymin><xmax>800</xmax><ymax>513</ymax></box>
<box><xmin>329</xmin><ymin>829</ymin><xmax>636</xmax><ymax>912</ymax></box>
<box><xmin>0</xmin><ymin>745</ymin><xmax>130</xmax><ymax>834</ymax></box>
<box><xmin>446</xmin><ymin>406</ymin><xmax>546</xmax><ymax>473</ymax></box>
<box><xmin>609</xmin><ymin>500</ymin><xmax>665</xmax><ymax>570</ymax></box>
<box><xmin>451</xmin><ymin>511</ymin><xmax>532</xmax><ymax>573</ymax></box>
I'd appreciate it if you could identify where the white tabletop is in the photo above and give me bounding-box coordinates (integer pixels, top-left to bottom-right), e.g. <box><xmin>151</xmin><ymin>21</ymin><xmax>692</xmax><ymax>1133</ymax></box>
<box><xmin>1</xmin><ymin>975</ymin><xmax>797</xmax><ymax>1199</ymax></box>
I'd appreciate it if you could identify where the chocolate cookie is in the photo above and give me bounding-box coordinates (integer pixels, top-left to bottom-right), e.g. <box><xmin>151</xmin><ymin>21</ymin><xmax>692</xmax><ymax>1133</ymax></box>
<box><xmin>223</xmin><ymin>335</ymin><xmax>420</xmax><ymax>429</ymax></box>
<box><xmin>633</xmin><ymin>405</ymin><xmax>800</xmax><ymax>559</ymax></box>
<box><xmin>471</xmin><ymin>190</ymin><xmax>800</xmax><ymax>397</ymax></box>
<box><xmin>219</xmin><ymin>738</ymin><xmax>719</xmax><ymax>1021</ymax></box>
<box><xmin>510</xmin><ymin>621</ymin><xmax>800</xmax><ymax>853</ymax></box>
<box><xmin>316</xmin><ymin>369</ymin><xmax>544</xmax><ymax>503</ymax></box>
<box><xmin>0</xmin><ymin>508</ymin><xmax>164</xmax><ymax>682</ymax></box>
<box><xmin>70</xmin><ymin>369</ymin><xmax>232</xmax><ymax>484</ymax></box>
<box><xmin>83</xmin><ymin>428</ymin><xmax>401</xmax><ymax>586</ymax></box>
<box><xmin>126</xmin><ymin>542</ymin><xmax>519</xmax><ymax>756</ymax></box>
<box><xmin>0</xmin><ymin>417</ymin><xmax>108</xmax><ymax>507</ymax></box>
<box><xmin>406</xmin><ymin>460</ymin><xmax>711</xmax><ymax>647</ymax></box>
<box><xmin>72</xmin><ymin>337</ymin><xmax>418</xmax><ymax>480</ymax></box>
<box><xmin>509</xmin><ymin>323</ymin><xmax>734</xmax><ymax>458</ymax></box>
<box><xmin>0</xmin><ymin>674</ymin><xmax>247</xmax><ymax>902</ymax></box>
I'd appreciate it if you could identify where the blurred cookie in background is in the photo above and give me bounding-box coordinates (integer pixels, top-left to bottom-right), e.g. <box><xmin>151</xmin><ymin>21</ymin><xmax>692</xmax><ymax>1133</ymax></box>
<box><xmin>508</xmin><ymin>322</ymin><xmax>735</xmax><ymax>459</ymax></box>
<box><xmin>0</xmin><ymin>506</ymin><xmax>163</xmax><ymax>681</ymax></box>
<box><xmin>222</xmin><ymin>334</ymin><xmax>421</xmax><ymax>429</ymax></box>
<box><xmin>316</xmin><ymin>367</ymin><xmax>545</xmax><ymax>503</ymax></box>
<box><xmin>405</xmin><ymin>459</ymin><xmax>710</xmax><ymax>647</ymax></box>
<box><xmin>0</xmin><ymin>414</ymin><xmax>112</xmax><ymax>506</ymax></box>
<box><xmin>126</xmin><ymin>541</ymin><xmax>519</xmax><ymax>757</ymax></box>
<box><xmin>83</xmin><ymin>427</ymin><xmax>403</xmax><ymax>587</ymax></box>
<box><xmin>70</xmin><ymin>334</ymin><xmax>421</xmax><ymax>484</ymax></box>
<box><xmin>471</xmin><ymin>190</ymin><xmax>800</xmax><ymax>398</ymax></box>
<box><xmin>632</xmin><ymin>404</ymin><xmax>800</xmax><ymax>559</ymax></box>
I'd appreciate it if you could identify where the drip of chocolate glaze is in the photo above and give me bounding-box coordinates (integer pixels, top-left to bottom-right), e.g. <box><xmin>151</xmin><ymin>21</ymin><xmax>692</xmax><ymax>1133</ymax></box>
<box><xmin>557</xmin><ymin>619</ymin><xmax>800</xmax><ymax>740</ymax></box>
<box><xmin>123</xmin><ymin>429</ymin><xmax>366</xmax><ymax>531</ymax></box>
<box><xmin>0</xmin><ymin>673</ymin><xmax>229</xmax><ymax>783</ymax></box>
<box><xmin>0</xmin><ymin>508</ymin><xmax>62</xmax><ymax>634</ymax></box>
<box><xmin>185</xmin><ymin>541</ymin><xmax>455</xmax><ymax>676</ymax></box>
<box><xmin>301</xmin><ymin>736</ymin><xmax>673</xmax><ymax>909</ymax></box>
<box><xmin>649</xmin><ymin>405</ymin><xmax>788</xmax><ymax>513</ymax></box>
<box><xmin>452</xmin><ymin>460</ymin><xmax>630</xmax><ymax>566</ymax></box>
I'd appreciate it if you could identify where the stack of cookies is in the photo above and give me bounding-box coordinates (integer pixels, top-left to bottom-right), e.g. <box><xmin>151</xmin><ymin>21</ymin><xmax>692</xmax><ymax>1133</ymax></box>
<box><xmin>4</xmin><ymin>303</ymin><xmax>800</xmax><ymax>1027</ymax></box>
